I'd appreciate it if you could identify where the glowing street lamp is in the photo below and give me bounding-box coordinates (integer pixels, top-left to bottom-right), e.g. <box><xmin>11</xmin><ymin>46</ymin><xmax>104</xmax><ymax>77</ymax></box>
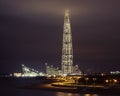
<box><xmin>85</xmin><ymin>77</ymin><xmax>89</xmax><ymax>85</ymax></box>
<box><xmin>105</xmin><ymin>80</ymin><xmax>109</xmax><ymax>83</ymax></box>
<box><xmin>93</xmin><ymin>78</ymin><xmax>97</xmax><ymax>85</ymax></box>
<box><xmin>113</xmin><ymin>79</ymin><xmax>117</xmax><ymax>83</ymax></box>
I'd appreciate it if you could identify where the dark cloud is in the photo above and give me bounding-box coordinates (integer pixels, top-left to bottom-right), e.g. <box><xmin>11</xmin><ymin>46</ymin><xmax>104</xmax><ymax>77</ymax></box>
<box><xmin>0</xmin><ymin>0</ymin><xmax>120</xmax><ymax>73</ymax></box>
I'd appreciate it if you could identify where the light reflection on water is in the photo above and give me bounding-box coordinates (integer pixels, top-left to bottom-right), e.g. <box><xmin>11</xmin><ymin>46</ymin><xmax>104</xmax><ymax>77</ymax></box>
<box><xmin>56</xmin><ymin>92</ymin><xmax>99</xmax><ymax>96</ymax></box>
<box><xmin>92</xmin><ymin>94</ymin><xmax>98</xmax><ymax>96</ymax></box>
<box><xmin>84</xmin><ymin>94</ymin><xmax>98</xmax><ymax>96</ymax></box>
<box><xmin>56</xmin><ymin>92</ymin><xmax>80</xmax><ymax>96</ymax></box>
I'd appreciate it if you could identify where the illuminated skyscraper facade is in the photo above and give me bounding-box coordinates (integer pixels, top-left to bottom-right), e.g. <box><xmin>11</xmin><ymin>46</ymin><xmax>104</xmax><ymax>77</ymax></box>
<box><xmin>45</xmin><ymin>10</ymin><xmax>82</xmax><ymax>76</ymax></box>
<box><xmin>61</xmin><ymin>10</ymin><xmax>73</xmax><ymax>74</ymax></box>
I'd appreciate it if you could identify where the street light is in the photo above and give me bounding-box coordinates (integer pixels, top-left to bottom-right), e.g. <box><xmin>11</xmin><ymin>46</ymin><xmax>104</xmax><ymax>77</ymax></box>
<box><xmin>85</xmin><ymin>77</ymin><xmax>89</xmax><ymax>85</ymax></box>
<box><xmin>105</xmin><ymin>80</ymin><xmax>109</xmax><ymax>83</ymax></box>
<box><xmin>93</xmin><ymin>78</ymin><xmax>97</xmax><ymax>85</ymax></box>
<box><xmin>113</xmin><ymin>79</ymin><xmax>118</xmax><ymax>83</ymax></box>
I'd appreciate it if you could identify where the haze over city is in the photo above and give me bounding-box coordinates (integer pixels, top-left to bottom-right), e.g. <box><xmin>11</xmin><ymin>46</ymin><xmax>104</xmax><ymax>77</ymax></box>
<box><xmin>0</xmin><ymin>0</ymin><xmax>120</xmax><ymax>74</ymax></box>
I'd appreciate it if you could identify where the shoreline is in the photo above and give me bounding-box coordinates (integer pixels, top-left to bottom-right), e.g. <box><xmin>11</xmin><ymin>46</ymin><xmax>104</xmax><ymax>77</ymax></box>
<box><xmin>21</xmin><ymin>82</ymin><xmax>120</xmax><ymax>95</ymax></box>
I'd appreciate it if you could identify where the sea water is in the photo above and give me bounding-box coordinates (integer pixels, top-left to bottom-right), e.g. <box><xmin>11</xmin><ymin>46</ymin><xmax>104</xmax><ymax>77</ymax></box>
<box><xmin>0</xmin><ymin>77</ymin><xmax>118</xmax><ymax>96</ymax></box>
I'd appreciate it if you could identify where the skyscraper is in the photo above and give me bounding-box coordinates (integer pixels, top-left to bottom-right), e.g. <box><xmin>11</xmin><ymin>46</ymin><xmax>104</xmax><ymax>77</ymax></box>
<box><xmin>61</xmin><ymin>10</ymin><xmax>73</xmax><ymax>74</ymax></box>
<box><xmin>46</xmin><ymin>10</ymin><xmax>81</xmax><ymax>76</ymax></box>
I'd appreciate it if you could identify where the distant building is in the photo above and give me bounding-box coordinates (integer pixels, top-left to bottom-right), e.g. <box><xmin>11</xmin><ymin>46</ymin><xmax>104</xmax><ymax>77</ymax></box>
<box><xmin>110</xmin><ymin>71</ymin><xmax>120</xmax><ymax>75</ymax></box>
<box><xmin>13</xmin><ymin>73</ymin><xmax>22</xmax><ymax>77</ymax></box>
<box><xmin>22</xmin><ymin>64</ymin><xmax>45</xmax><ymax>77</ymax></box>
<box><xmin>72</xmin><ymin>65</ymin><xmax>82</xmax><ymax>75</ymax></box>
<box><xmin>45</xmin><ymin>10</ymin><xmax>82</xmax><ymax>76</ymax></box>
<box><xmin>61</xmin><ymin>10</ymin><xmax>73</xmax><ymax>74</ymax></box>
<box><xmin>45</xmin><ymin>63</ymin><xmax>62</xmax><ymax>76</ymax></box>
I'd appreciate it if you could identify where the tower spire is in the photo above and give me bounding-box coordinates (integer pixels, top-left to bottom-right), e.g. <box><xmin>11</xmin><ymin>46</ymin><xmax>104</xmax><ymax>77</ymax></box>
<box><xmin>61</xmin><ymin>10</ymin><xmax>73</xmax><ymax>74</ymax></box>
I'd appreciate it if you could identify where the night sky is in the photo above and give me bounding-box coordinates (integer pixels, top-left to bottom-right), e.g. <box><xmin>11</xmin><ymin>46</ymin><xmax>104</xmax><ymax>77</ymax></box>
<box><xmin>0</xmin><ymin>0</ymin><xmax>120</xmax><ymax>74</ymax></box>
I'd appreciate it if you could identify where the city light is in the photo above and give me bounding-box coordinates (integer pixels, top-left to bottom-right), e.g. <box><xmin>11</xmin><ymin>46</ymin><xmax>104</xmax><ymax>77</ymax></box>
<box><xmin>105</xmin><ymin>80</ymin><xmax>109</xmax><ymax>83</ymax></box>
<box><xmin>113</xmin><ymin>79</ymin><xmax>118</xmax><ymax>83</ymax></box>
<box><xmin>21</xmin><ymin>64</ymin><xmax>45</xmax><ymax>77</ymax></box>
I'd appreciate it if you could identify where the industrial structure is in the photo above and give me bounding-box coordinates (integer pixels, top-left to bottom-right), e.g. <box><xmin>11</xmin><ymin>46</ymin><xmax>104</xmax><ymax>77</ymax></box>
<box><xmin>46</xmin><ymin>10</ymin><xmax>82</xmax><ymax>76</ymax></box>
<box><xmin>45</xmin><ymin>63</ymin><xmax>62</xmax><ymax>76</ymax></box>
<box><xmin>21</xmin><ymin>64</ymin><xmax>45</xmax><ymax>77</ymax></box>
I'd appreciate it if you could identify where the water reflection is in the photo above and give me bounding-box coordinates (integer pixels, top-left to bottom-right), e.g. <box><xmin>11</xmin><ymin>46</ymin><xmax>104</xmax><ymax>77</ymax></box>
<box><xmin>84</xmin><ymin>94</ymin><xmax>98</xmax><ymax>96</ymax></box>
<box><xmin>56</xmin><ymin>92</ymin><xmax>99</xmax><ymax>96</ymax></box>
<box><xmin>56</xmin><ymin>92</ymin><xmax>80</xmax><ymax>96</ymax></box>
<box><xmin>84</xmin><ymin>94</ymin><xmax>91</xmax><ymax>96</ymax></box>
<box><xmin>92</xmin><ymin>94</ymin><xmax>98</xmax><ymax>96</ymax></box>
